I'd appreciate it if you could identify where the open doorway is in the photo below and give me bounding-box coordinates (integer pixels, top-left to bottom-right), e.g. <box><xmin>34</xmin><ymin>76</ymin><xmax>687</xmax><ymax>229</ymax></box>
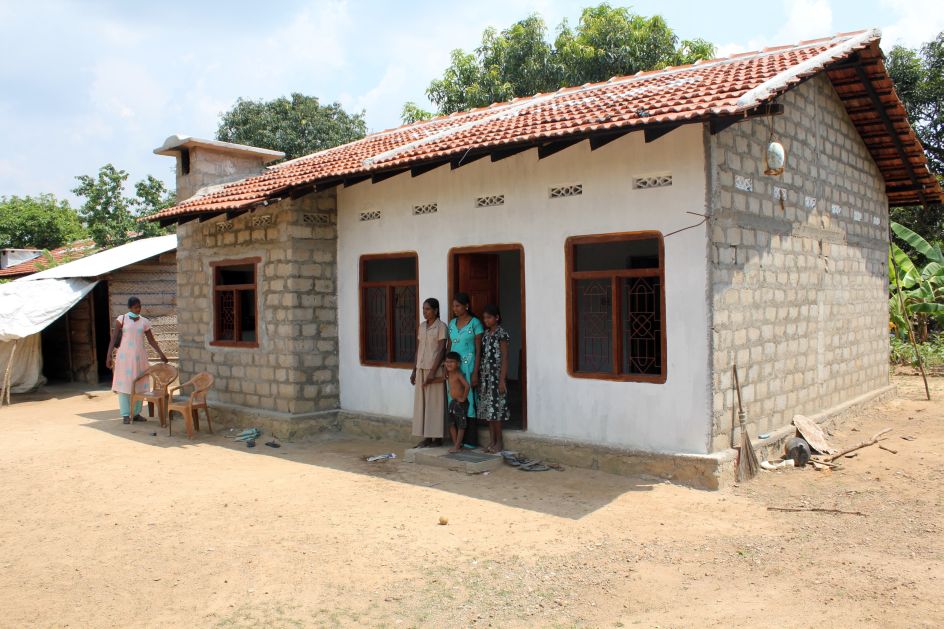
<box><xmin>93</xmin><ymin>281</ymin><xmax>112</xmax><ymax>383</ymax></box>
<box><xmin>449</xmin><ymin>245</ymin><xmax>526</xmax><ymax>430</ymax></box>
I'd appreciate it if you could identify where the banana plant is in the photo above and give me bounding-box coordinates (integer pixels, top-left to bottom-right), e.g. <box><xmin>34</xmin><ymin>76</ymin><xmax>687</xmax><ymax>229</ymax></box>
<box><xmin>890</xmin><ymin>222</ymin><xmax>944</xmax><ymax>341</ymax></box>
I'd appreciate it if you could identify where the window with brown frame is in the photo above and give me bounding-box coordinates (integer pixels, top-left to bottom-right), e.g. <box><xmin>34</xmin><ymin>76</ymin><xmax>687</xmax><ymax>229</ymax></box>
<box><xmin>565</xmin><ymin>232</ymin><xmax>666</xmax><ymax>382</ymax></box>
<box><xmin>211</xmin><ymin>258</ymin><xmax>259</xmax><ymax>347</ymax></box>
<box><xmin>360</xmin><ymin>253</ymin><xmax>418</xmax><ymax>367</ymax></box>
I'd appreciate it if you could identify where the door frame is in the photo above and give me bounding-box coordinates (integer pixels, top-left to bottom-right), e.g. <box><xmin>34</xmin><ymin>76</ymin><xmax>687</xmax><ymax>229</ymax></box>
<box><xmin>447</xmin><ymin>244</ymin><xmax>527</xmax><ymax>430</ymax></box>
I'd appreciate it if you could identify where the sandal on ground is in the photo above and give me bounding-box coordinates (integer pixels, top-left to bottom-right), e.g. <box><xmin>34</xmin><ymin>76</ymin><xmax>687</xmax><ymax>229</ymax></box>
<box><xmin>122</xmin><ymin>416</ymin><xmax>131</xmax><ymax>425</ymax></box>
<box><xmin>132</xmin><ymin>415</ymin><xmax>146</xmax><ymax>423</ymax></box>
<box><xmin>520</xmin><ymin>462</ymin><xmax>550</xmax><ymax>471</ymax></box>
<box><xmin>414</xmin><ymin>439</ymin><xmax>433</xmax><ymax>449</ymax></box>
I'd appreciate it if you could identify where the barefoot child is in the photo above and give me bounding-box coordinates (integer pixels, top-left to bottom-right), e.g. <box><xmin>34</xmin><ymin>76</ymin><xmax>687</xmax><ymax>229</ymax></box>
<box><xmin>477</xmin><ymin>304</ymin><xmax>511</xmax><ymax>453</ymax></box>
<box><xmin>433</xmin><ymin>352</ymin><xmax>471</xmax><ymax>453</ymax></box>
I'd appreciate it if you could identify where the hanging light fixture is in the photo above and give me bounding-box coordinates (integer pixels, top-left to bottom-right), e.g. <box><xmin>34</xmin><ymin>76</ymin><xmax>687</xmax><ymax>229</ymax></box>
<box><xmin>764</xmin><ymin>111</ymin><xmax>785</xmax><ymax>176</ymax></box>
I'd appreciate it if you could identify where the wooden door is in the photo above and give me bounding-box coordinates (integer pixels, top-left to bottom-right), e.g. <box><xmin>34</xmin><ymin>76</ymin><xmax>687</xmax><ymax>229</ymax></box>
<box><xmin>456</xmin><ymin>253</ymin><xmax>498</xmax><ymax>316</ymax></box>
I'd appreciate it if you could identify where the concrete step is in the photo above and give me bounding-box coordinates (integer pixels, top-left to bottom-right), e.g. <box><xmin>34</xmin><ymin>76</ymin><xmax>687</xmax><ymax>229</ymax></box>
<box><xmin>404</xmin><ymin>446</ymin><xmax>503</xmax><ymax>474</ymax></box>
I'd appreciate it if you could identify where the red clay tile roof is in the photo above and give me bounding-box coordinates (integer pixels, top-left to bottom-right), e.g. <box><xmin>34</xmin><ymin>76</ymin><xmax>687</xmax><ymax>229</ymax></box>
<box><xmin>0</xmin><ymin>240</ymin><xmax>97</xmax><ymax>278</ymax></box>
<box><xmin>152</xmin><ymin>29</ymin><xmax>941</xmax><ymax>221</ymax></box>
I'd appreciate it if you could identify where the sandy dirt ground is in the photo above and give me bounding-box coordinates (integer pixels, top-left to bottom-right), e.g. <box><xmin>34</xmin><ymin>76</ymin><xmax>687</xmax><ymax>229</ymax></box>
<box><xmin>0</xmin><ymin>376</ymin><xmax>942</xmax><ymax>628</ymax></box>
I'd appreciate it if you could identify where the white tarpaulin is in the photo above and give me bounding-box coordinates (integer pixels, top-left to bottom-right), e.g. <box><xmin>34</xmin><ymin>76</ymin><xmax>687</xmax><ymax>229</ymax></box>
<box><xmin>0</xmin><ymin>278</ymin><xmax>98</xmax><ymax>342</ymax></box>
<box><xmin>0</xmin><ymin>334</ymin><xmax>44</xmax><ymax>393</ymax></box>
<box><xmin>19</xmin><ymin>234</ymin><xmax>176</xmax><ymax>282</ymax></box>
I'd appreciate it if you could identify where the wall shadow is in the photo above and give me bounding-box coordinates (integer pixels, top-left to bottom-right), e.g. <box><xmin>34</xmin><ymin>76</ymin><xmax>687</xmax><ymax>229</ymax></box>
<box><xmin>77</xmin><ymin>408</ymin><xmax>655</xmax><ymax>521</ymax></box>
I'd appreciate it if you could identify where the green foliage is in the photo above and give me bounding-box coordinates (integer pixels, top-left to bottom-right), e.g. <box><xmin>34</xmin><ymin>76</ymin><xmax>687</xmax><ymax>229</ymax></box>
<box><xmin>0</xmin><ymin>194</ymin><xmax>85</xmax><ymax>250</ymax></box>
<box><xmin>889</xmin><ymin>334</ymin><xmax>944</xmax><ymax>367</ymax></box>
<box><xmin>424</xmin><ymin>4</ymin><xmax>715</xmax><ymax>114</ymax></box>
<box><xmin>889</xmin><ymin>222</ymin><xmax>944</xmax><ymax>342</ymax></box>
<box><xmin>72</xmin><ymin>164</ymin><xmax>172</xmax><ymax>249</ymax></box>
<box><xmin>133</xmin><ymin>175</ymin><xmax>176</xmax><ymax>238</ymax></box>
<box><xmin>400</xmin><ymin>102</ymin><xmax>434</xmax><ymax>125</ymax></box>
<box><xmin>887</xmin><ymin>33</ymin><xmax>944</xmax><ymax>173</ymax></box>
<box><xmin>216</xmin><ymin>93</ymin><xmax>367</xmax><ymax>160</ymax></box>
<box><xmin>886</xmin><ymin>32</ymin><xmax>944</xmax><ymax>247</ymax></box>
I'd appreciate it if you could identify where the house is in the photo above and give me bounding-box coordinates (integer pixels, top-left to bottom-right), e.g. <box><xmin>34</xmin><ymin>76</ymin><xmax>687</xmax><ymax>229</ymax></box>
<box><xmin>0</xmin><ymin>236</ymin><xmax>178</xmax><ymax>395</ymax></box>
<box><xmin>148</xmin><ymin>29</ymin><xmax>941</xmax><ymax>488</ymax></box>
<box><xmin>0</xmin><ymin>240</ymin><xmax>97</xmax><ymax>280</ymax></box>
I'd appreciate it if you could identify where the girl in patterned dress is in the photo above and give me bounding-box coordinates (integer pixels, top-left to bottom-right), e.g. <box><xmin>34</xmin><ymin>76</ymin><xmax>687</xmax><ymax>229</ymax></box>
<box><xmin>477</xmin><ymin>304</ymin><xmax>511</xmax><ymax>453</ymax></box>
<box><xmin>106</xmin><ymin>297</ymin><xmax>168</xmax><ymax>424</ymax></box>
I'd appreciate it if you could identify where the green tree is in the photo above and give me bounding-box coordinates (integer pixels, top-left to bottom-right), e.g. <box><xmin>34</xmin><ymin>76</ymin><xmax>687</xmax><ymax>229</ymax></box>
<box><xmin>0</xmin><ymin>194</ymin><xmax>86</xmax><ymax>250</ymax></box>
<box><xmin>401</xmin><ymin>101</ymin><xmax>434</xmax><ymax>125</ymax></box>
<box><xmin>73</xmin><ymin>165</ymin><xmax>171</xmax><ymax>248</ymax></box>
<box><xmin>133</xmin><ymin>175</ymin><xmax>176</xmax><ymax>238</ymax></box>
<box><xmin>424</xmin><ymin>4</ymin><xmax>715</xmax><ymax>114</ymax></box>
<box><xmin>886</xmin><ymin>32</ymin><xmax>944</xmax><ymax>248</ymax></box>
<box><xmin>216</xmin><ymin>93</ymin><xmax>367</xmax><ymax>160</ymax></box>
<box><xmin>887</xmin><ymin>33</ymin><xmax>944</xmax><ymax>172</ymax></box>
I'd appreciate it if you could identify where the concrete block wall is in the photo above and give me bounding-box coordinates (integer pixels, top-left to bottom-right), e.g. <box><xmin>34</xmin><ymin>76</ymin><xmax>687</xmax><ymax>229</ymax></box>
<box><xmin>175</xmin><ymin>190</ymin><xmax>339</xmax><ymax>415</ymax></box>
<box><xmin>177</xmin><ymin>147</ymin><xmax>269</xmax><ymax>202</ymax></box>
<box><xmin>707</xmin><ymin>74</ymin><xmax>890</xmax><ymax>452</ymax></box>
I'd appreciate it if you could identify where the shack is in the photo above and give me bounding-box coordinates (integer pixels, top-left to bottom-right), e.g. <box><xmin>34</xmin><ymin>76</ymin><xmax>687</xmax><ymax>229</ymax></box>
<box><xmin>0</xmin><ymin>236</ymin><xmax>177</xmax><ymax>395</ymax></box>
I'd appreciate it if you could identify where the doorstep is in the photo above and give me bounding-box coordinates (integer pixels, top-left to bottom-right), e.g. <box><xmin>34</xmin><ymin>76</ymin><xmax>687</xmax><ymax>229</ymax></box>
<box><xmin>404</xmin><ymin>446</ymin><xmax>503</xmax><ymax>474</ymax></box>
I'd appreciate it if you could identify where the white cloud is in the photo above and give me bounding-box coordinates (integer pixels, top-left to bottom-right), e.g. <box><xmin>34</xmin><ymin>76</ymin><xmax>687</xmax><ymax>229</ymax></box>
<box><xmin>879</xmin><ymin>0</ymin><xmax>944</xmax><ymax>49</ymax></box>
<box><xmin>716</xmin><ymin>0</ymin><xmax>835</xmax><ymax>57</ymax></box>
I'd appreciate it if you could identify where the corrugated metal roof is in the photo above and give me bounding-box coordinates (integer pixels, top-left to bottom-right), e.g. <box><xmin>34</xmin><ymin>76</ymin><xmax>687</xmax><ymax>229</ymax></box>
<box><xmin>18</xmin><ymin>235</ymin><xmax>176</xmax><ymax>282</ymax></box>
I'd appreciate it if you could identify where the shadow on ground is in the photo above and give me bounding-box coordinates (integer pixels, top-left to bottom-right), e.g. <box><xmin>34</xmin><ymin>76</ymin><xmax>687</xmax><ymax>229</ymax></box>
<box><xmin>68</xmin><ymin>394</ymin><xmax>656</xmax><ymax>520</ymax></box>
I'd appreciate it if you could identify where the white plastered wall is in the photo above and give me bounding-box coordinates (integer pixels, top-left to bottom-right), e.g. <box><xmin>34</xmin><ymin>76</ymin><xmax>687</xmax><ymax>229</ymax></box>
<box><xmin>337</xmin><ymin>126</ymin><xmax>712</xmax><ymax>454</ymax></box>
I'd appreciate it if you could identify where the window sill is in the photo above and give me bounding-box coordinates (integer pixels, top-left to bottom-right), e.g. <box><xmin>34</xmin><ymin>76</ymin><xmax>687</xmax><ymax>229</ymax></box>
<box><xmin>210</xmin><ymin>341</ymin><xmax>260</xmax><ymax>349</ymax></box>
<box><xmin>567</xmin><ymin>370</ymin><xmax>666</xmax><ymax>384</ymax></box>
<box><xmin>361</xmin><ymin>360</ymin><xmax>415</xmax><ymax>370</ymax></box>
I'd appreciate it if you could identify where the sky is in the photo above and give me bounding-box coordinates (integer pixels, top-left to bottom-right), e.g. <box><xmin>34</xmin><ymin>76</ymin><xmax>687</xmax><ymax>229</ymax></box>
<box><xmin>1</xmin><ymin>0</ymin><xmax>942</xmax><ymax>204</ymax></box>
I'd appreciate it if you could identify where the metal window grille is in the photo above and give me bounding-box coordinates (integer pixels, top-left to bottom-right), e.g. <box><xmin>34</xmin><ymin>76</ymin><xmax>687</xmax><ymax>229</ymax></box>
<box><xmin>550</xmin><ymin>184</ymin><xmax>583</xmax><ymax>198</ymax></box>
<box><xmin>830</xmin><ymin>203</ymin><xmax>842</xmax><ymax>216</ymax></box>
<box><xmin>216</xmin><ymin>221</ymin><xmax>234</xmax><ymax>232</ymax></box>
<box><xmin>804</xmin><ymin>196</ymin><xmax>818</xmax><ymax>209</ymax></box>
<box><xmin>359</xmin><ymin>210</ymin><xmax>382</xmax><ymax>222</ymax></box>
<box><xmin>632</xmin><ymin>175</ymin><xmax>672</xmax><ymax>189</ymax></box>
<box><xmin>475</xmin><ymin>195</ymin><xmax>505</xmax><ymax>207</ymax></box>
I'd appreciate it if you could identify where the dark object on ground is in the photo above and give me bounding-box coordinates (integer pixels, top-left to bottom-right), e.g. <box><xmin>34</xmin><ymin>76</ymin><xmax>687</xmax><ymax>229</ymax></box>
<box><xmin>785</xmin><ymin>437</ymin><xmax>811</xmax><ymax>467</ymax></box>
<box><xmin>246</xmin><ymin>440</ymin><xmax>256</xmax><ymax>448</ymax></box>
<box><xmin>734</xmin><ymin>364</ymin><xmax>759</xmax><ymax>481</ymax></box>
<box><xmin>265</xmin><ymin>440</ymin><xmax>281</xmax><ymax>448</ymax></box>
<box><xmin>150</xmin><ymin>432</ymin><xmax>157</xmax><ymax>437</ymax></box>
<box><xmin>132</xmin><ymin>415</ymin><xmax>146</xmax><ymax>423</ymax></box>
<box><xmin>122</xmin><ymin>417</ymin><xmax>130</xmax><ymax>425</ymax></box>
<box><xmin>768</xmin><ymin>506</ymin><xmax>866</xmax><ymax>516</ymax></box>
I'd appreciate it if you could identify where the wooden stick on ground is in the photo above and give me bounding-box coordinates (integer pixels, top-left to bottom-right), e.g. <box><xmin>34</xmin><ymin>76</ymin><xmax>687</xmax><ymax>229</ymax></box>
<box><xmin>878</xmin><ymin>444</ymin><xmax>898</xmax><ymax>454</ymax></box>
<box><xmin>823</xmin><ymin>428</ymin><xmax>893</xmax><ymax>463</ymax></box>
<box><xmin>768</xmin><ymin>507</ymin><xmax>867</xmax><ymax>516</ymax></box>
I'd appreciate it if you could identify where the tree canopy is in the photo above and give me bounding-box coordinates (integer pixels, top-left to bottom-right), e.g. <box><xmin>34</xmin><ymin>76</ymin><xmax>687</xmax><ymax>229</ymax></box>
<box><xmin>424</xmin><ymin>4</ymin><xmax>715</xmax><ymax>115</ymax></box>
<box><xmin>887</xmin><ymin>31</ymin><xmax>944</xmax><ymax>246</ymax></box>
<box><xmin>217</xmin><ymin>93</ymin><xmax>367</xmax><ymax>160</ymax></box>
<box><xmin>0</xmin><ymin>193</ymin><xmax>86</xmax><ymax>250</ymax></box>
<box><xmin>72</xmin><ymin>165</ymin><xmax>174</xmax><ymax>249</ymax></box>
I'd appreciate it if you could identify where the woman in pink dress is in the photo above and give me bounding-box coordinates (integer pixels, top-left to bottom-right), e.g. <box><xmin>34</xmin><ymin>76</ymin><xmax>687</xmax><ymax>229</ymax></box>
<box><xmin>106</xmin><ymin>297</ymin><xmax>168</xmax><ymax>424</ymax></box>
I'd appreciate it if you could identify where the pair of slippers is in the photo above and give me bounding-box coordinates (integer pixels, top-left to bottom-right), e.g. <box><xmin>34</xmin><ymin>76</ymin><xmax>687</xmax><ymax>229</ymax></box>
<box><xmin>121</xmin><ymin>415</ymin><xmax>146</xmax><ymax>425</ymax></box>
<box><xmin>500</xmin><ymin>451</ymin><xmax>553</xmax><ymax>471</ymax></box>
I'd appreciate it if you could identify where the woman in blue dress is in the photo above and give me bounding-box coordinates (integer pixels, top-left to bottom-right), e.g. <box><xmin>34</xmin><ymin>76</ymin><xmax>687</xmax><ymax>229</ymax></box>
<box><xmin>447</xmin><ymin>292</ymin><xmax>483</xmax><ymax>448</ymax></box>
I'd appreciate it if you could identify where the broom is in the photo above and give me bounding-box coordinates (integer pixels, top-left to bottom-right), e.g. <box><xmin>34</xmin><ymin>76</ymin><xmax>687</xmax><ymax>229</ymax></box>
<box><xmin>733</xmin><ymin>364</ymin><xmax>758</xmax><ymax>481</ymax></box>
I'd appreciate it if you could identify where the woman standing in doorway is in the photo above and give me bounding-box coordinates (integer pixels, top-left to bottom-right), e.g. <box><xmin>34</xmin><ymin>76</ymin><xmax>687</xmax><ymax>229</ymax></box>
<box><xmin>411</xmin><ymin>298</ymin><xmax>447</xmax><ymax>448</ymax></box>
<box><xmin>106</xmin><ymin>297</ymin><xmax>168</xmax><ymax>424</ymax></box>
<box><xmin>447</xmin><ymin>292</ymin><xmax>483</xmax><ymax>447</ymax></box>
